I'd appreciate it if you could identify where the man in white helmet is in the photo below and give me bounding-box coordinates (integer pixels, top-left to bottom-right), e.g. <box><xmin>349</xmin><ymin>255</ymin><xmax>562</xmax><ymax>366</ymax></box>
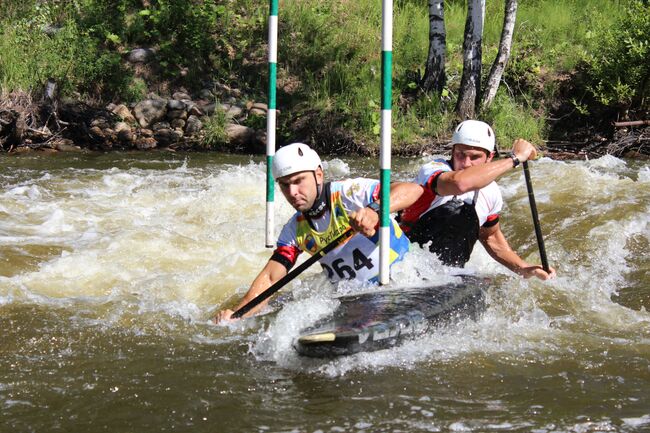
<box><xmin>216</xmin><ymin>142</ymin><xmax>422</xmax><ymax>322</ymax></box>
<box><xmin>399</xmin><ymin>120</ymin><xmax>555</xmax><ymax>280</ymax></box>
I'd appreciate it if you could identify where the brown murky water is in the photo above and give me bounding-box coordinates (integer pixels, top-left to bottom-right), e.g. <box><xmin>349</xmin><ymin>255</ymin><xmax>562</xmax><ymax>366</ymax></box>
<box><xmin>1</xmin><ymin>152</ymin><xmax>648</xmax><ymax>432</ymax></box>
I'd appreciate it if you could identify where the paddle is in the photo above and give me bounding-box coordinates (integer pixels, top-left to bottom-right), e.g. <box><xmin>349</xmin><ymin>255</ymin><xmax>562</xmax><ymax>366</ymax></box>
<box><xmin>231</xmin><ymin>227</ymin><xmax>355</xmax><ymax>319</ymax></box>
<box><xmin>522</xmin><ymin>161</ymin><xmax>550</xmax><ymax>273</ymax></box>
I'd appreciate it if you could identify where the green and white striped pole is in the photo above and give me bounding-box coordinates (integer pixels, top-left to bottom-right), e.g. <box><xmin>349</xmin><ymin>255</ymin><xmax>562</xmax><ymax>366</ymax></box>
<box><xmin>265</xmin><ymin>0</ymin><xmax>279</xmax><ymax>248</ymax></box>
<box><xmin>379</xmin><ymin>0</ymin><xmax>393</xmax><ymax>284</ymax></box>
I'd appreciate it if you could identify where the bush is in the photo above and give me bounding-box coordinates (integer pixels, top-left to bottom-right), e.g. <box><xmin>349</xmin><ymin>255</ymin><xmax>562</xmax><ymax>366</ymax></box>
<box><xmin>202</xmin><ymin>108</ymin><xmax>229</xmax><ymax>149</ymax></box>
<box><xmin>0</xmin><ymin>0</ymin><xmax>266</xmax><ymax>98</ymax></box>
<box><xmin>583</xmin><ymin>0</ymin><xmax>649</xmax><ymax>112</ymax></box>
<box><xmin>0</xmin><ymin>2</ymin><xmax>135</xmax><ymax>99</ymax></box>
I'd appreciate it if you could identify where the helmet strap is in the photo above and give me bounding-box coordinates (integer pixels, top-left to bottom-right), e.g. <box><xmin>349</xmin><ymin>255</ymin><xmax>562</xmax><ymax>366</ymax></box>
<box><xmin>304</xmin><ymin>176</ymin><xmax>328</xmax><ymax>219</ymax></box>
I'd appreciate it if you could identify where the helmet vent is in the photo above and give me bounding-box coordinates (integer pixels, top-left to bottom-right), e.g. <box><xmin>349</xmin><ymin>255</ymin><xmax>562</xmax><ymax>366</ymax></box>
<box><xmin>298</xmin><ymin>148</ymin><xmax>304</xmax><ymax>157</ymax></box>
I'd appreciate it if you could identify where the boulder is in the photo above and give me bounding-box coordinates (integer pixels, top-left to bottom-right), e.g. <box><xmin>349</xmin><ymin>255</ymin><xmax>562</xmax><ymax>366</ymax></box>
<box><xmin>152</xmin><ymin>121</ymin><xmax>171</xmax><ymax>131</ymax></box>
<box><xmin>128</xmin><ymin>48</ymin><xmax>156</xmax><ymax>63</ymax></box>
<box><xmin>167</xmin><ymin>109</ymin><xmax>187</xmax><ymax>120</ymax></box>
<box><xmin>172</xmin><ymin>91</ymin><xmax>192</xmax><ymax>101</ymax></box>
<box><xmin>114</xmin><ymin>121</ymin><xmax>130</xmax><ymax>132</ymax></box>
<box><xmin>171</xmin><ymin>118</ymin><xmax>186</xmax><ymax>130</ymax></box>
<box><xmin>134</xmin><ymin>99</ymin><xmax>167</xmax><ymax>128</ymax></box>
<box><xmin>225</xmin><ymin>124</ymin><xmax>254</xmax><ymax>147</ymax></box>
<box><xmin>136</xmin><ymin>136</ymin><xmax>157</xmax><ymax>150</ymax></box>
<box><xmin>112</xmin><ymin>104</ymin><xmax>136</xmax><ymax>124</ymax></box>
<box><xmin>167</xmin><ymin>99</ymin><xmax>187</xmax><ymax>111</ymax></box>
<box><xmin>184</xmin><ymin>115</ymin><xmax>203</xmax><ymax>135</ymax></box>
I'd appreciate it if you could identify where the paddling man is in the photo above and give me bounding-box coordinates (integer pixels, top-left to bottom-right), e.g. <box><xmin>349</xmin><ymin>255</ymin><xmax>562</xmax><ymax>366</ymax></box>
<box><xmin>215</xmin><ymin>142</ymin><xmax>422</xmax><ymax>322</ymax></box>
<box><xmin>399</xmin><ymin>119</ymin><xmax>555</xmax><ymax>280</ymax></box>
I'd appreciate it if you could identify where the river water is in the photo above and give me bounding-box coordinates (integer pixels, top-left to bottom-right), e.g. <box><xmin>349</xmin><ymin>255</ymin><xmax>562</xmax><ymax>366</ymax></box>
<box><xmin>1</xmin><ymin>151</ymin><xmax>648</xmax><ymax>432</ymax></box>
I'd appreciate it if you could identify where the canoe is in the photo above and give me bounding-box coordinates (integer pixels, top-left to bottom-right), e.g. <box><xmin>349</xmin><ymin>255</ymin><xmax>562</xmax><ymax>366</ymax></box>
<box><xmin>294</xmin><ymin>275</ymin><xmax>488</xmax><ymax>358</ymax></box>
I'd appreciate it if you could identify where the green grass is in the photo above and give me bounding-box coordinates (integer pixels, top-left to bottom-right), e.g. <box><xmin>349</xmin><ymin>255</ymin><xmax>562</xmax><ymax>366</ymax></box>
<box><xmin>0</xmin><ymin>20</ymin><xmax>83</xmax><ymax>95</ymax></box>
<box><xmin>202</xmin><ymin>107</ymin><xmax>230</xmax><ymax>150</ymax></box>
<box><xmin>516</xmin><ymin>0</ymin><xmax>622</xmax><ymax>70</ymax></box>
<box><xmin>483</xmin><ymin>91</ymin><xmax>546</xmax><ymax>151</ymax></box>
<box><xmin>275</xmin><ymin>0</ymin><xmax>623</xmax><ymax>150</ymax></box>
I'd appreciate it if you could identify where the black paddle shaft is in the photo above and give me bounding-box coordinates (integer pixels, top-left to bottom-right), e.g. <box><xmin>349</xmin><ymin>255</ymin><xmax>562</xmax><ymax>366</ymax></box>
<box><xmin>231</xmin><ymin>228</ymin><xmax>354</xmax><ymax>319</ymax></box>
<box><xmin>523</xmin><ymin>161</ymin><xmax>550</xmax><ymax>273</ymax></box>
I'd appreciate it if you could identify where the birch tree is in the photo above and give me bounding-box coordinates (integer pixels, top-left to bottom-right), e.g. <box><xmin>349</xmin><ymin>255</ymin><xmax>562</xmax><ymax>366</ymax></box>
<box><xmin>455</xmin><ymin>0</ymin><xmax>485</xmax><ymax>119</ymax></box>
<box><xmin>420</xmin><ymin>0</ymin><xmax>446</xmax><ymax>93</ymax></box>
<box><xmin>481</xmin><ymin>0</ymin><xmax>518</xmax><ymax>109</ymax></box>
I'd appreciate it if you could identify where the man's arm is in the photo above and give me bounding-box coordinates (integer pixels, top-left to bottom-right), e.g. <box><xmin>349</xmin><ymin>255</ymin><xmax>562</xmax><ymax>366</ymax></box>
<box><xmin>215</xmin><ymin>258</ymin><xmax>289</xmax><ymax>322</ymax></box>
<box><xmin>479</xmin><ymin>223</ymin><xmax>555</xmax><ymax>280</ymax></box>
<box><xmin>437</xmin><ymin>139</ymin><xmax>539</xmax><ymax>196</ymax></box>
<box><xmin>349</xmin><ymin>182</ymin><xmax>424</xmax><ymax>237</ymax></box>
<box><xmin>388</xmin><ymin>181</ymin><xmax>425</xmax><ymax>212</ymax></box>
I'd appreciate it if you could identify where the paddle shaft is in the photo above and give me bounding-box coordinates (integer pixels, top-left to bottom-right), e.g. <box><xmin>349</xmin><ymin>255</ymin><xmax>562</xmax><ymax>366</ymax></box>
<box><xmin>523</xmin><ymin>161</ymin><xmax>550</xmax><ymax>273</ymax></box>
<box><xmin>231</xmin><ymin>228</ymin><xmax>354</xmax><ymax>319</ymax></box>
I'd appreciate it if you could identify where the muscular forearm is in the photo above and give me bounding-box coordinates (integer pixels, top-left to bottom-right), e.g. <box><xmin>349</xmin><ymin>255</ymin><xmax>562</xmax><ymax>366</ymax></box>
<box><xmin>388</xmin><ymin>182</ymin><xmax>424</xmax><ymax>212</ymax></box>
<box><xmin>220</xmin><ymin>259</ymin><xmax>288</xmax><ymax>319</ymax></box>
<box><xmin>480</xmin><ymin>225</ymin><xmax>530</xmax><ymax>275</ymax></box>
<box><xmin>437</xmin><ymin>138</ymin><xmax>538</xmax><ymax>196</ymax></box>
<box><xmin>438</xmin><ymin>159</ymin><xmax>514</xmax><ymax>195</ymax></box>
<box><xmin>233</xmin><ymin>274</ymin><xmax>273</xmax><ymax>312</ymax></box>
<box><xmin>485</xmin><ymin>243</ymin><xmax>529</xmax><ymax>275</ymax></box>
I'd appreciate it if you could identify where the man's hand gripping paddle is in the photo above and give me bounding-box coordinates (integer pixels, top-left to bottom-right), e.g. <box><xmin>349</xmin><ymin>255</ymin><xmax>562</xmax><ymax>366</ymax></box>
<box><xmin>231</xmin><ymin>228</ymin><xmax>354</xmax><ymax>319</ymax></box>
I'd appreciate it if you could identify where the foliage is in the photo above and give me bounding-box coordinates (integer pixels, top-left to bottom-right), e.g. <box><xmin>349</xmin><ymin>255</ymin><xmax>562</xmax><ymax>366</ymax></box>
<box><xmin>582</xmin><ymin>0</ymin><xmax>649</xmax><ymax>111</ymax></box>
<box><xmin>483</xmin><ymin>91</ymin><xmax>545</xmax><ymax>150</ymax></box>
<box><xmin>0</xmin><ymin>0</ymin><xmax>643</xmax><ymax>152</ymax></box>
<box><xmin>0</xmin><ymin>12</ymin><xmax>133</xmax><ymax>100</ymax></box>
<box><xmin>202</xmin><ymin>107</ymin><xmax>229</xmax><ymax>149</ymax></box>
<box><xmin>0</xmin><ymin>0</ymin><xmax>266</xmax><ymax>97</ymax></box>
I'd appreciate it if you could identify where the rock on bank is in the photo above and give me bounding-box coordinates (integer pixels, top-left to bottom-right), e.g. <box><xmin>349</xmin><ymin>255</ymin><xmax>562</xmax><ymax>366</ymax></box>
<box><xmin>0</xmin><ymin>83</ymin><xmax>268</xmax><ymax>154</ymax></box>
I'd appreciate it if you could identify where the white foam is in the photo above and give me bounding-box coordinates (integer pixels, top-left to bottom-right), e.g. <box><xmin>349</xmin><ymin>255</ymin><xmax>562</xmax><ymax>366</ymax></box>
<box><xmin>622</xmin><ymin>414</ymin><xmax>650</xmax><ymax>428</ymax></box>
<box><xmin>1</xmin><ymin>155</ymin><xmax>649</xmax><ymax>371</ymax></box>
<box><xmin>324</xmin><ymin>158</ymin><xmax>350</xmax><ymax>177</ymax></box>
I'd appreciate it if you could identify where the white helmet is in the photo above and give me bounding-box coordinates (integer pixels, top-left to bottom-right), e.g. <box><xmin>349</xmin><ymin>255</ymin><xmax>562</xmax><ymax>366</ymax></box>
<box><xmin>451</xmin><ymin>120</ymin><xmax>496</xmax><ymax>152</ymax></box>
<box><xmin>272</xmin><ymin>142</ymin><xmax>322</xmax><ymax>179</ymax></box>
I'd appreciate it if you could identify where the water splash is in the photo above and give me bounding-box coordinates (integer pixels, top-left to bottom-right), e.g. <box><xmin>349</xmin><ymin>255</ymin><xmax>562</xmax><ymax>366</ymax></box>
<box><xmin>0</xmin><ymin>154</ymin><xmax>648</xmax><ymax>369</ymax></box>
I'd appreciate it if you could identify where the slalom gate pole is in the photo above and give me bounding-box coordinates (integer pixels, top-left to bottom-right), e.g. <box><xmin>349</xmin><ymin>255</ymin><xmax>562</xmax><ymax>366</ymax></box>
<box><xmin>379</xmin><ymin>0</ymin><xmax>393</xmax><ymax>285</ymax></box>
<box><xmin>265</xmin><ymin>0</ymin><xmax>279</xmax><ymax>248</ymax></box>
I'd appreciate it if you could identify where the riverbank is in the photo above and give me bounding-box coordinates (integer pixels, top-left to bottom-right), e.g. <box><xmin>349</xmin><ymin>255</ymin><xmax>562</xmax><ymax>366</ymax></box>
<box><xmin>2</xmin><ymin>1</ymin><xmax>647</xmax><ymax>160</ymax></box>
<box><xmin>1</xmin><ymin>87</ymin><xmax>648</xmax><ymax>160</ymax></box>
<box><xmin>0</xmin><ymin>83</ymin><xmax>269</xmax><ymax>155</ymax></box>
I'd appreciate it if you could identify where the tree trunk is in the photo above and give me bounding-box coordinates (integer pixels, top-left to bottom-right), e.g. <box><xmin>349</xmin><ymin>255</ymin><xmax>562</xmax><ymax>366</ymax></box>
<box><xmin>420</xmin><ymin>0</ymin><xmax>446</xmax><ymax>93</ymax></box>
<box><xmin>455</xmin><ymin>0</ymin><xmax>485</xmax><ymax>120</ymax></box>
<box><xmin>481</xmin><ymin>0</ymin><xmax>517</xmax><ymax>109</ymax></box>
